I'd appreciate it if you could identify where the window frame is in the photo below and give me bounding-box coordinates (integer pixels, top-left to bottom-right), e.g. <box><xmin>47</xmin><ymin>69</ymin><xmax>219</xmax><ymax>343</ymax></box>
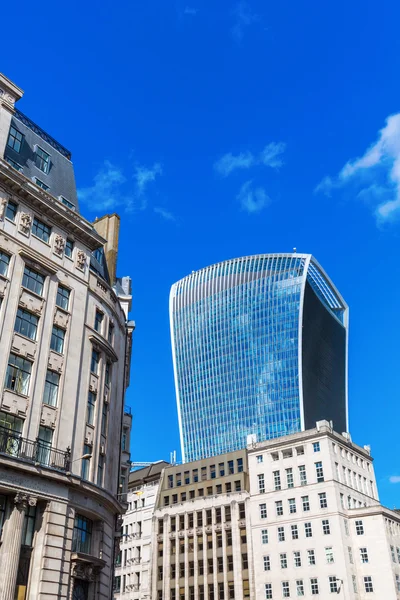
<box><xmin>32</xmin><ymin>217</ymin><xmax>51</xmax><ymax>243</ymax></box>
<box><xmin>34</xmin><ymin>146</ymin><xmax>51</xmax><ymax>174</ymax></box>
<box><xmin>7</xmin><ymin>126</ymin><xmax>24</xmax><ymax>153</ymax></box>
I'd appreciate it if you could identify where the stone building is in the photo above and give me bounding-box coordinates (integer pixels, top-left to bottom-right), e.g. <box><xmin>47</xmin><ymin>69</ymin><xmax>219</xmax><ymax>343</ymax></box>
<box><xmin>151</xmin><ymin>450</ymin><xmax>253</xmax><ymax>600</ymax></box>
<box><xmin>248</xmin><ymin>420</ymin><xmax>400</xmax><ymax>599</ymax></box>
<box><xmin>0</xmin><ymin>73</ymin><xmax>134</xmax><ymax>600</ymax></box>
<box><xmin>114</xmin><ymin>462</ymin><xmax>170</xmax><ymax>599</ymax></box>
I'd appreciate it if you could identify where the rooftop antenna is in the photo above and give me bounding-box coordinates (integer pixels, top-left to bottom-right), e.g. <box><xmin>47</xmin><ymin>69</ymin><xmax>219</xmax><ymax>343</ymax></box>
<box><xmin>293</xmin><ymin>247</ymin><xmax>297</xmax><ymax>253</ymax></box>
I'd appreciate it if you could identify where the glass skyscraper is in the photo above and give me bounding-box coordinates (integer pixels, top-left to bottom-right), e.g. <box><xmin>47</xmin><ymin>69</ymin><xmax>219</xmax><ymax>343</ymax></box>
<box><xmin>170</xmin><ymin>254</ymin><xmax>348</xmax><ymax>463</ymax></box>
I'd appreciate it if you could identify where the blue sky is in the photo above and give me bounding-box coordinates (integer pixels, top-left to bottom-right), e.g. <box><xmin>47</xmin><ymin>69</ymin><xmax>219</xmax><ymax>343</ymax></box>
<box><xmin>3</xmin><ymin>0</ymin><xmax>400</xmax><ymax>506</ymax></box>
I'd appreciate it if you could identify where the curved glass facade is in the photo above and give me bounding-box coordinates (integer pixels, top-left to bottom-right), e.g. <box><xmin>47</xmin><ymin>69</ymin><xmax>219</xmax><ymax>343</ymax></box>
<box><xmin>170</xmin><ymin>254</ymin><xmax>348</xmax><ymax>462</ymax></box>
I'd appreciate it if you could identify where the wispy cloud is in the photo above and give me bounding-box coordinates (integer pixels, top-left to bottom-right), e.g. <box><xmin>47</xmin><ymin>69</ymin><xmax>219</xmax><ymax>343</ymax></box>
<box><xmin>389</xmin><ymin>475</ymin><xmax>400</xmax><ymax>484</ymax></box>
<box><xmin>78</xmin><ymin>160</ymin><xmax>166</xmax><ymax>216</ymax></box>
<box><xmin>154</xmin><ymin>206</ymin><xmax>177</xmax><ymax>222</ymax></box>
<box><xmin>184</xmin><ymin>6</ymin><xmax>198</xmax><ymax>16</ymax></box>
<box><xmin>78</xmin><ymin>161</ymin><xmax>127</xmax><ymax>211</ymax></box>
<box><xmin>232</xmin><ymin>1</ymin><xmax>259</xmax><ymax>42</ymax></box>
<box><xmin>214</xmin><ymin>142</ymin><xmax>286</xmax><ymax>177</ymax></box>
<box><xmin>237</xmin><ymin>180</ymin><xmax>270</xmax><ymax>213</ymax></box>
<box><xmin>315</xmin><ymin>113</ymin><xmax>400</xmax><ymax>225</ymax></box>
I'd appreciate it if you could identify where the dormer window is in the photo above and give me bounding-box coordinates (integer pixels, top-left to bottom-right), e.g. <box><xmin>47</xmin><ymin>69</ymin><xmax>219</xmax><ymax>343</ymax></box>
<box><xmin>34</xmin><ymin>178</ymin><xmax>49</xmax><ymax>191</ymax></box>
<box><xmin>34</xmin><ymin>146</ymin><xmax>50</xmax><ymax>174</ymax></box>
<box><xmin>7</xmin><ymin>126</ymin><xmax>23</xmax><ymax>153</ymax></box>
<box><xmin>59</xmin><ymin>196</ymin><xmax>75</xmax><ymax>210</ymax></box>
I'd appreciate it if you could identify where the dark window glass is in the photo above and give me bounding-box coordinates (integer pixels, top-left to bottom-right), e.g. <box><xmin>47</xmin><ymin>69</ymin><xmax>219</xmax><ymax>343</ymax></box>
<box><xmin>72</xmin><ymin>514</ymin><xmax>92</xmax><ymax>553</ymax></box>
<box><xmin>6</xmin><ymin>157</ymin><xmax>22</xmax><ymax>171</ymax></box>
<box><xmin>34</xmin><ymin>178</ymin><xmax>49</xmax><ymax>191</ymax></box>
<box><xmin>91</xmin><ymin>350</ymin><xmax>100</xmax><ymax>374</ymax></box>
<box><xmin>7</xmin><ymin>126</ymin><xmax>23</xmax><ymax>152</ymax></box>
<box><xmin>14</xmin><ymin>308</ymin><xmax>38</xmax><ymax>340</ymax></box>
<box><xmin>65</xmin><ymin>239</ymin><xmax>74</xmax><ymax>258</ymax></box>
<box><xmin>5</xmin><ymin>201</ymin><xmax>17</xmax><ymax>221</ymax></box>
<box><xmin>34</xmin><ymin>147</ymin><xmax>50</xmax><ymax>173</ymax></box>
<box><xmin>101</xmin><ymin>403</ymin><xmax>108</xmax><ymax>436</ymax></box>
<box><xmin>22</xmin><ymin>504</ymin><xmax>37</xmax><ymax>546</ymax></box>
<box><xmin>43</xmin><ymin>370</ymin><xmax>59</xmax><ymax>406</ymax></box>
<box><xmin>22</xmin><ymin>266</ymin><xmax>44</xmax><ymax>296</ymax></box>
<box><xmin>60</xmin><ymin>196</ymin><xmax>75</xmax><ymax>210</ymax></box>
<box><xmin>5</xmin><ymin>353</ymin><xmax>32</xmax><ymax>394</ymax></box>
<box><xmin>94</xmin><ymin>310</ymin><xmax>103</xmax><ymax>333</ymax></box>
<box><xmin>0</xmin><ymin>252</ymin><xmax>10</xmax><ymax>277</ymax></box>
<box><xmin>81</xmin><ymin>444</ymin><xmax>91</xmax><ymax>480</ymax></box>
<box><xmin>87</xmin><ymin>392</ymin><xmax>96</xmax><ymax>425</ymax></box>
<box><xmin>108</xmin><ymin>322</ymin><xmax>114</xmax><ymax>344</ymax></box>
<box><xmin>50</xmin><ymin>326</ymin><xmax>65</xmax><ymax>354</ymax></box>
<box><xmin>32</xmin><ymin>217</ymin><xmax>51</xmax><ymax>243</ymax></box>
<box><xmin>56</xmin><ymin>285</ymin><xmax>70</xmax><ymax>311</ymax></box>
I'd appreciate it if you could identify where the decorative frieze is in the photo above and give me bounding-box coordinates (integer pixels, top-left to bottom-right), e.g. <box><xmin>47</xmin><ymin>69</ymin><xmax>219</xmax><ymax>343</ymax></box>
<box><xmin>19</xmin><ymin>213</ymin><xmax>32</xmax><ymax>236</ymax></box>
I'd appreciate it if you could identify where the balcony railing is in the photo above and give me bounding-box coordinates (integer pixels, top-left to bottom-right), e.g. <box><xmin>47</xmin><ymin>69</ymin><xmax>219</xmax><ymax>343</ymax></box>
<box><xmin>0</xmin><ymin>426</ymin><xmax>71</xmax><ymax>472</ymax></box>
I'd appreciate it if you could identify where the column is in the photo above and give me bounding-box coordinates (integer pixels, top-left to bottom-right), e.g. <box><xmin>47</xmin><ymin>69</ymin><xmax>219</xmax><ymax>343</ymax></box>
<box><xmin>0</xmin><ymin>493</ymin><xmax>37</xmax><ymax>600</ymax></box>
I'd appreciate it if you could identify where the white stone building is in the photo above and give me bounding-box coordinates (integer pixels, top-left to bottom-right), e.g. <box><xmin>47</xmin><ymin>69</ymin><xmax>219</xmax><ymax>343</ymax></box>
<box><xmin>248</xmin><ymin>420</ymin><xmax>400</xmax><ymax>599</ymax></box>
<box><xmin>114</xmin><ymin>462</ymin><xmax>169</xmax><ymax>599</ymax></box>
<box><xmin>0</xmin><ymin>73</ymin><xmax>134</xmax><ymax>600</ymax></box>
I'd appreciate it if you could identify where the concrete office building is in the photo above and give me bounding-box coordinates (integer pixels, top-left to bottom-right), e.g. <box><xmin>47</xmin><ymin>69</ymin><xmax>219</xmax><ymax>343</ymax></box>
<box><xmin>170</xmin><ymin>254</ymin><xmax>348</xmax><ymax>463</ymax></box>
<box><xmin>0</xmin><ymin>73</ymin><xmax>134</xmax><ymax>600</ymax></box>
<box><xmin>114</xmin><ymin>462</ymin><xmax>170</xmax><ymax>599</ymax></box>
<box><xmin>248</xmin><ymin>420</ymin><xmax>400</xmax><ymax>599</ymax></box>
<box><xmin>151</xmin><ymin>451</ymin><xmax>254</xmax><ymax>600</ymax></box>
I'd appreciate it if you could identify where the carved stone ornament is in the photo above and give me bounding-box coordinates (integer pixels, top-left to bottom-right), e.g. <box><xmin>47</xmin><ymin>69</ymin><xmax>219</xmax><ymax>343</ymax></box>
<box><xmin>54</xmin><ymin>234</ymin><xmax>66</xmax><ymax>256</ymax></box>
<box><xmin>19</xmin><ymin>213</ymin><xmax>32</xmax><ymax>235</ymax></box>
<box><xmin>0</xmin><ymin>196</ymin><xmax>7</xmax><ymax>220</ymax></box>
<box><xmin>14</xmin><ymin>493</ymin><xmax>37</xmax><ymax>511</ymax></box>
<box><xmin>76</xmin><ymin>250</ymin><xmax>86</xmax><ymax>270</ymax></box>
<box><xmin>72</xmin><ymin>562</ymin><xmax>99</xmax><ymax>582</ymax></box>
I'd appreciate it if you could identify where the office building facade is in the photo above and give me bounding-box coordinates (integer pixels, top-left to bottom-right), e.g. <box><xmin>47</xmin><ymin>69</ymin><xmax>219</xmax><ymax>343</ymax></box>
<box><xmin>170</xmin><ymin>254</ymin><xmax>348</xmax><ymax>462</ymax></box>
<box><xmin>0</xmin><ymin>73</ymin><xmax>133</xmax><ymax>600</ymax></box>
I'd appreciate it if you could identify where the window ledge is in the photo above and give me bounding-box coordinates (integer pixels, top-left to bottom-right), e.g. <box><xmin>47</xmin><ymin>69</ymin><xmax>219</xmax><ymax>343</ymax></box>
<box><xmin>4</xmin><ymin>387</ymin><xmax>29</xmax><ymax>399</ymax></box>
<box><xmin>31</xmin><ymin>233</ymin><xmax>51</xmax><ymax>247</ymax></box>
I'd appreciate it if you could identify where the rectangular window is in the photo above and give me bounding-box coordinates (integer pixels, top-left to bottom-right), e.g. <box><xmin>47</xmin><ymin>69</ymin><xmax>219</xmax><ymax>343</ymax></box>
<box><xmin>34</xmin><ymin>178</ymin><xmax>49</xmax><ymax>191</ymax></box>
<box><xmin>72</xmin><ymin>514</ymin><xmax>92</xmax><ymax>553</ymax></box>
<box><xmin>302</xmin><ymin>496</ymin><xmax>310</xmax><ymax>511</ymax></box>
<box><xmin>319</xmin><ymin>492</ymin><xmax>328</xmax><ymax>508</ymax></box>
<box><xmin>226</xmin><ymin>529</ymin><xmax>232</xmax><ymax>546</ymax></box>
<box><xmin>0</xmin><ymin>251</ymin><xmax>10</xmax><ymax>277</ymax></box>
<box><xmin>299</xmin><ymin>465</ymin><xmax>307</xmax><ymax>485</ymax></box>
<box><xmin>81</xmin><ymin>444</ymin><xmax>91</xmax><ymax>480</ymax></box>
<box><xmin>348</xmin><ymin>546</ymin><xmax>353</xmax><ymax>563</ymax></box>
<box><xmin>258</xmin><ymin>473</ymin><xmax>265</xmax><ymax>493</ymax></box>
<box><xmin>237</xmin><ymin>457</ymin><xmax>243</xmax><ymax>472</ymax></box>
<box><xmin>286</xmin><ymin>468</ymin><xmax>294</xmax><ymax>488</ymax></box>
<box><xmin>228</xmin><ymin>460</ymin><xmax>234</xmax><ymax>474</ymax></box>
<box><xmin>101</xmin><ymin>403</ymin><xmax>108</xmax><ymax>436</ymax></box>
<box><xmin>308</xmin><ymin>550</ymin><xmax>316</xmax><ymax>565</ymax></box>
<box><xmin>217</xmin><ymin>556</ymin><xmax>223</xmax><ymax>573</ymax></box>
<box><xmin>355</xmin><ymin>520</ymin><xmax>364</xmax><ymax>535</ymax></box>
<box><xmin>60</xmin><ymin>196</ymin><xmax>75</xmax><ymax>210</ymax></box>
<box><xmin>6</xmin><ymin>157</ymin><xmax>23</xmax><ymax>171</ymax></box>
<box><xmin>276</xmin><ymin>500</ymin><xmax>283</xmax><ymax>516</ymax></box>
<box><xmin>315</xmin><ymin>461</ymin><xmax>324</xmax><ymax>482</ymax></box>
<box><xmin>91</xmin><ymin>350</ymin><xmax>100</xmax><ymax>374</ymax></box>
<box><xmin>273</xmin><ymin>470</ymin><xmax>281</xmax><ymax>490</ymax></box>
<box><xmin>296</xmin><ymin>580</ymin><xmax>304</xmax><ymax>597</ymax></box>
<box><xmin>288</xmin><ymin>498</ymin><xmax>296</xmax><ymax>514</ymax></box>
<box><xmin>257</xmin><ymin>454</ymin><xmax>263</xmax><ymax>463</ymax></box>
<box><xmin>32</xmin><ymin>217</ymin><xmax>51</xmax><ymax>243</ymax></box>
<box><xmin>397</xmin><ymin>547</ymin><xmax>400</xmax><ymax>563</ymax></box>
<box><xmin>94</xmin><ymin>310</ymin><xmax>103</xmax><ymax>333</ymax></box>
<box><xmin>35</xmin><ymin>146</ymin><xmax>50</xmax><ymax>173</ymax></box>
<box><xmin>310</xmin><ymin>578</ymin><xmax>319</xmax><ymax>595</ymax></box>
<box><xmin>265</xmin><ymin>584</ymin><xmax>272</xmax><ymax>599</ymax></box>
<box><xmin>313</xmin><ymin>441</ymin><xmax>320</xmax><ymax>452</ymax></box>
<box><xmin>225</xmin><ymin>506</ymin><xmax>231</xmax><ymax>522</ymax></box>
<box><xmin>304</xmin><ymin>522</ymin><xmax>312</xmax><ymax>538</ymax></box>
<box><xmin>235</xmin><ymin>480</ymin><xmax>241</xmax><ymax>491</ymax></box>
<box><xmin>22</xmin><ymin>503</ymin><xmax>37</xmax><ymax>547</ymax></box>
<box><xmin>184</xmin><ymin>470</ymin><xmax>190</xmax><ymax>484</ymax></box>
<box><xmin>97</xmin><ymin>454</ymin><xmax>104</xmax><ymax>486</ymax></box>
<box><xmin>329</xmin><ymin>577</ymin><xmax>338</xmax><ymax>593</ymax></box>
<box><xmin>87</xmin><ymin>391</ymin><xmax>96</xmax><ymax>425</ymax></box>
<box><xmin>22</xmin><ymin>266</ymin><xmax>44</xmax><ymax>296</ymax></box>
<box><xmin>50</xmin><ymin>325</ymin><xmax>65</xmax><ymax>354</ymax></box>
<box><xmin>215</xmin><ymin>508</ymin><xmax>222</xmax><ymax>524</ymax></box>
<box><xmin>282</xmin><ymin>581</ymin><xmax>290</xmax><ymax>598</ymax></box>
<box><xmin>278</xmin><ymin>526</ymin><xmax>285</xmax><ymax>542</ymax></box>
<box><xmin>6</xmin><ymin>353</ymin><xmax>32</xmax><ymax>395</ymax></box>
<box><xmin>6</xmin><ymin>200</ymin><xmax>18</xmax><ymax>222</ymax></box>
<box><xmin>210</xmin><ymin>464</ymin><xmax>216</xmax><ymax>478</ymax></box>
<box><xmin>396</xmin><ymin>575</ymin><xmax>400</xmax><ymax>593</ymax></box>
<box><xmin>322</xmin><ymin>519</ymin><xmax>330</xmax><ymax>535</ymax></box>
<box><xmin>280</xmin><ymin>553</ymin><xmax>288</xmax><ymax>569</ymax></box>
<box><xmin>360</xmin><ymin>547</ymin><xmax>369</xmax><ymax>563</ymax></box>
<box><xmin>14</xmin><ymin>308</ymin><xmax>38</xmax><ymax>340</ymax></box>
<box><xmin>391</xmin><ymin>545</ymin><xmax>396</xmax><ymax>562</ymax></box>
<box><xmin>259</xmin><ymin>503</ymin><xmax>267</xmax><ymax>519</ymax></box>
<box><xmin>206</xmin><ymin>509</ymin><xmax>212</xmax><ymax>525</ymax></box>
<box><xmin>37</xmin><ymin>425</ymin><xmax>53</xmax><ymax>465</ymax></box>
<box><xmin>325</xmin><ymin>547</ymin><xmax>334</xmax><ymax>563</ymax></box>
<box><xmin>293</xmin><ymin>551</ymin><xmax>301</xmax><ymax>567</ymax></box>
<box><xmin>105</xmin><ymin>362</ymin><xmax>111</xmax><ymax>386</ymax></box>
<box><xmin>7</xmin><ymin>126</ymin><xmax>23</xmax><ymax>152</ymax></box>
<box><xmin>241</xmin><ymin>552</ymin><xmax>248</xmax><ymax>569</ymax></box>
<box><xmin>43</xmin><ymin>370</ymin><xmax>60</xmax><ymax>407</ymax></box>
<box><xmin>65</xmin><ymin>239</ymin><xmax>74</xmax><ymax>258</ymax></box>
<box><xmin>261</xmin><ymin>529</ymin><xmax>268</xmax><ymax>544</ymax></box>
<box><xmin>56</xmin><ymin>285</ymin><xmax>70</xmax><ymax>311</ymax></box>
<box><xmin>291</xmin><ymin>524</ymin><xmax>298</xmax><ymax>540</ymax></box>
<box><xmin>218</xmin><ymin>462</ymin><xmax>225</xmax><ymax>477</ymax></box>
<box><xmin>263</xmin><ymin>555</ymin><xmax>270</xmax><ymax>571</ymax></box>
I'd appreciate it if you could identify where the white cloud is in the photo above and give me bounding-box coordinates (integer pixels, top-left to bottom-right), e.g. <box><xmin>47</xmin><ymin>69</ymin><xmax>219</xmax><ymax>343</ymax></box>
<box><xmin>315</xmin><ymin>113</ymin><xmax>400</xmax><ymax>224</ymax></box>
<box><xmin>214</xmin><ymin>151</ymin><xmax>255</xmax><ymax>176</ymax></box>
<box><xmin>134</xmin><ymin>163</ymin><xmax>163</xmax><ymax>198</ymax></box>
<box><xmin>78</xmin><ymin>161</ymin><xmax>127</xmax><ymax>211</ymax></box>
<box><xmin>260</xmin><ymin>142</ymin><xmax>286</xmax><ymax>168</ymax></box>
<box><xmin>154</xmin><ymin>206</ymin><xmax>177</xmax><ymax>222</ymax></box>
<box><xmin>215</xmin><ymin>142</ymin><xmax>286</xmax><ymax>177</ymax></box>
<box><xmin>237</xmin><ymin>180</ymin><xmax>270</xmax><ymax>213</ymax></box>
<box><xmin>389</xmin><ymin>476</ymin><xmax>400</xmax><ymax>484</ymax></box>
<box><xmin>232</xmin><ymin>1</ymin><xmax>259</xmax><ymax>42</ymax></box>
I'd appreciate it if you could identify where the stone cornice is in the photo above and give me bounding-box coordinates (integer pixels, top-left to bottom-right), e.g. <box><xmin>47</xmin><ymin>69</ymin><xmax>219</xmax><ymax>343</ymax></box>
<box><xmin>0</xmin><ymin>160</ymin><xmax>105</xmax><ymax>251</ymax></box>
<box><xmin>18</xmin><ymin>247</ymin><xmax>59</xmax><ymax>275</ymax></box>
<box><xmin>88</xmin><ymin>332</ymin><xmax>119</xmax><ymax>363</ymax></box>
